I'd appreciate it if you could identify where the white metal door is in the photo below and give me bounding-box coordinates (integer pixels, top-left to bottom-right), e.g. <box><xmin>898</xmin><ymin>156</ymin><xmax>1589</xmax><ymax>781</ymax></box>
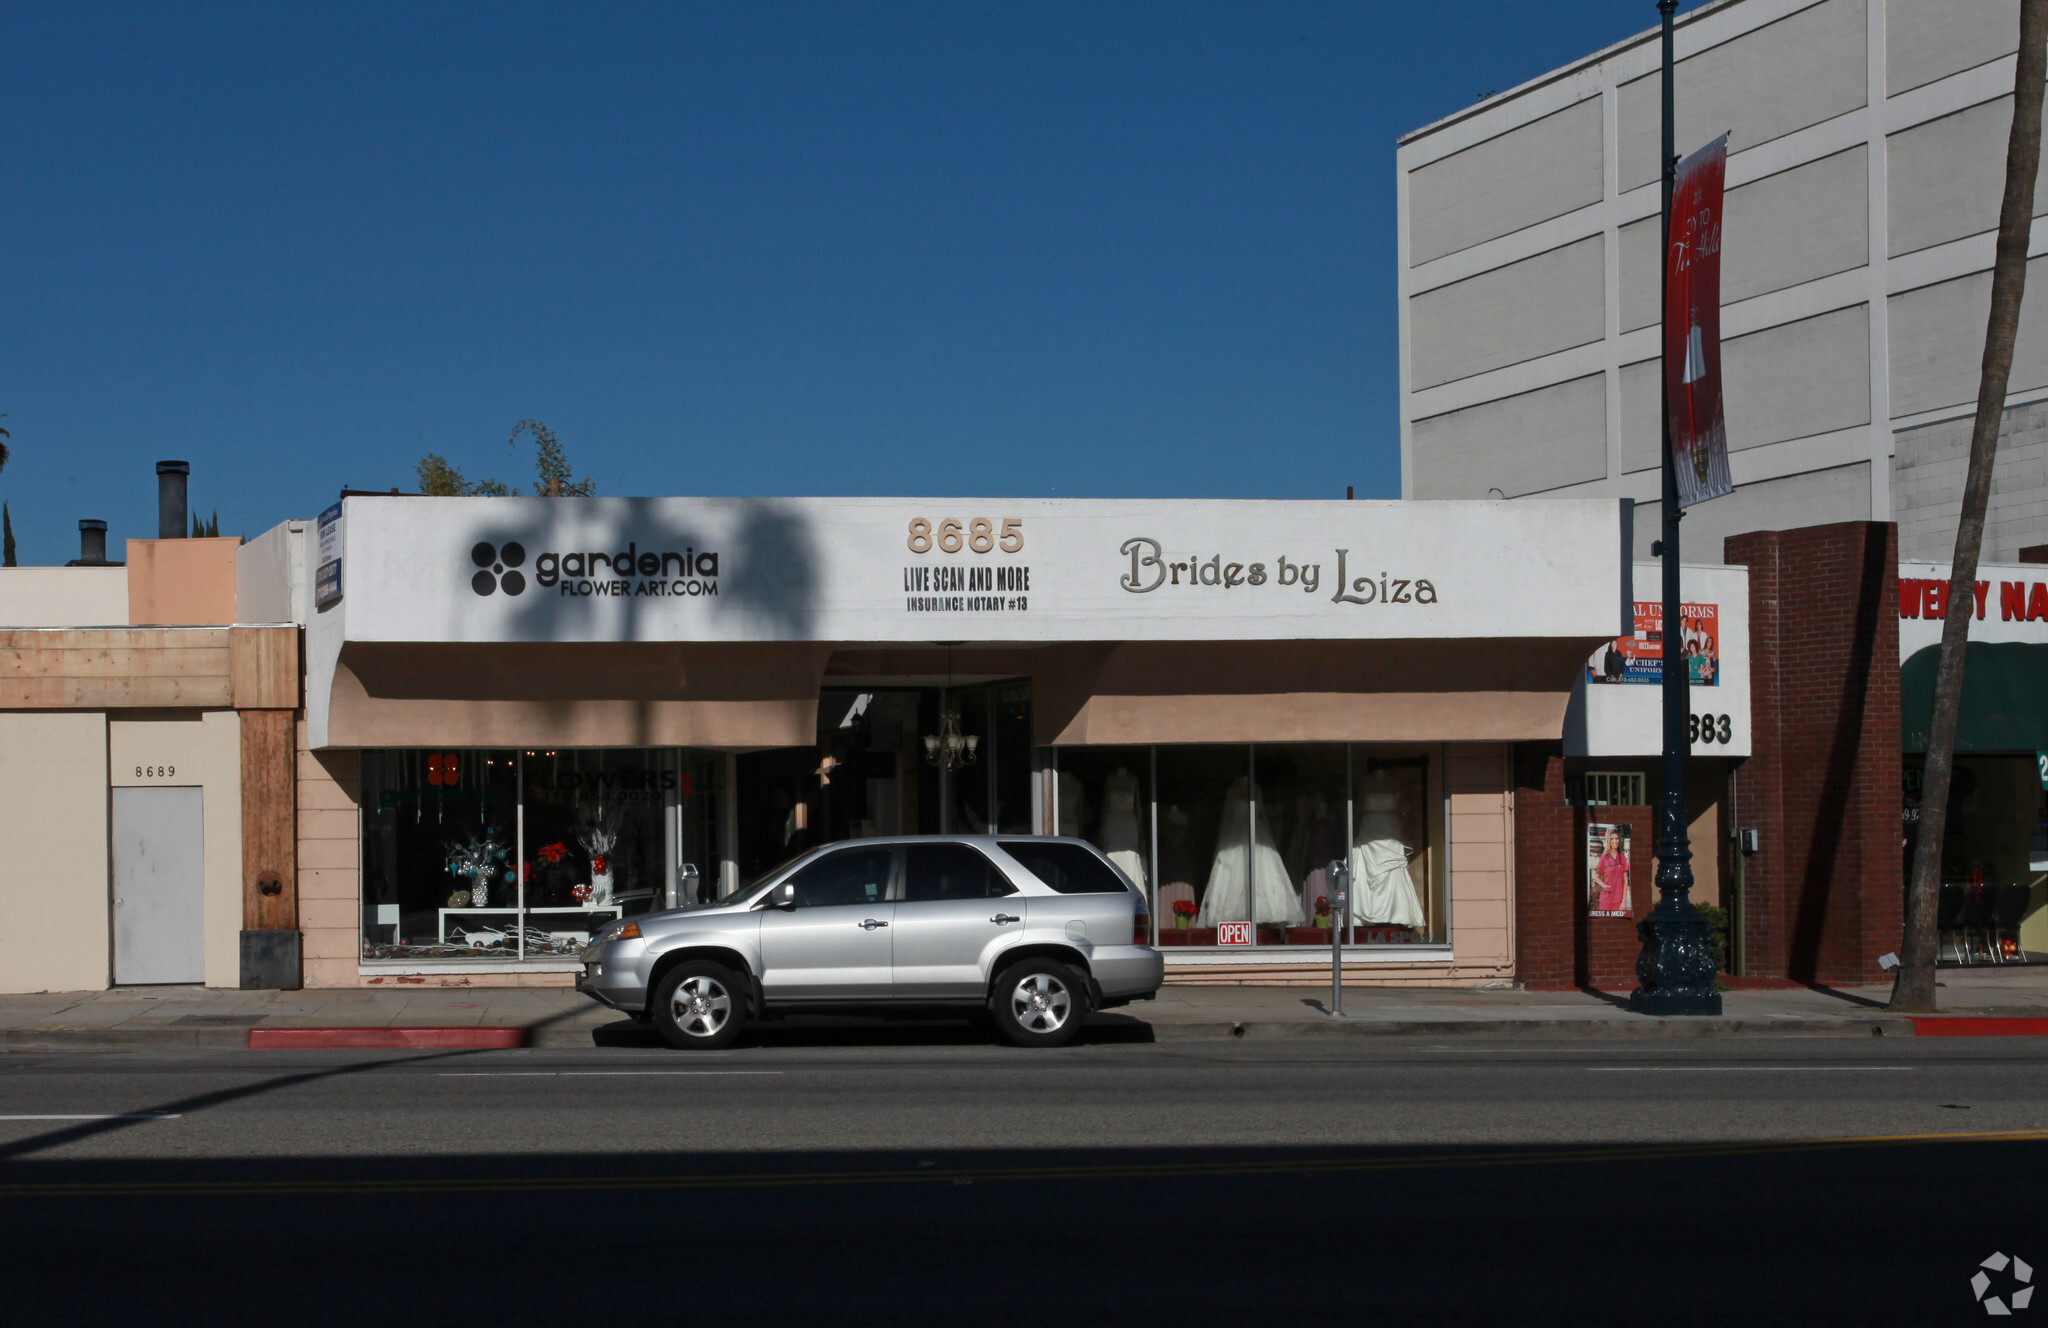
<box><xmin>112</xmin><ymin>786</ymin><xmax>205</xmax><ymax>985</ymax></box>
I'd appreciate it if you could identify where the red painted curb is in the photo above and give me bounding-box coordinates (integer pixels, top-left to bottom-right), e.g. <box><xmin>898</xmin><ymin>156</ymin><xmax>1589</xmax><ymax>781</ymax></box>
<box><xmin>1911</xmin><ymin>1018</ymin><xmax>2048</xmax><ymax>1038</ymax></box>
<box><xmin>247</xmin><ymin>1027</ymin><xmax>531</xmax><ymax>1050</ymax></box>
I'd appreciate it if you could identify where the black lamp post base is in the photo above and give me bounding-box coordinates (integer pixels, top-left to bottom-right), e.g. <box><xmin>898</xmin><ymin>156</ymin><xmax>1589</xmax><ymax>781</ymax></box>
<box><xmin>1628</xmin><ymin>903</ymin><xmax>1723</xmax><ymax>1016</ymax></box>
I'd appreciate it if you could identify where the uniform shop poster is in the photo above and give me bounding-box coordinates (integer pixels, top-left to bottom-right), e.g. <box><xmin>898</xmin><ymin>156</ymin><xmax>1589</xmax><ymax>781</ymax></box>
<box><xmin>1589</xmin><ymin>601</ymin><xmax>1720</xmax><ymax>685</ymax></box>
<box><xmin>1587</xmin><ymin>823</ymin><xmax>1633</xmax><ymax>918</ymax></box>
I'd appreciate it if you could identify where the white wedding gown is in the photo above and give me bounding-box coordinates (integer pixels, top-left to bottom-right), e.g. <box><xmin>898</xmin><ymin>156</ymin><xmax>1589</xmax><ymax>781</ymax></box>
<box><xmin>1198</xmin><ymin>778</ymin><xmax>1303</xmax><ymax>927</ymax></box>
<box><xmin>1099</xmin><ymin>768</ymin><xmax>1148</xmax><ymax>900</ymax></box>
<box><xmin>1348</xmin><ymin>810</ymin><xmax>1426</xmax><ymax>928</ymax></box>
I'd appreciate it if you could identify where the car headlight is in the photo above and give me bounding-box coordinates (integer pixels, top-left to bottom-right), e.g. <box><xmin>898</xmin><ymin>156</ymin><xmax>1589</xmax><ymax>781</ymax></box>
<box><xmin>592</xmin><ymin>921</ymin><xmax>641</xmax><ymax>946</ymax></box>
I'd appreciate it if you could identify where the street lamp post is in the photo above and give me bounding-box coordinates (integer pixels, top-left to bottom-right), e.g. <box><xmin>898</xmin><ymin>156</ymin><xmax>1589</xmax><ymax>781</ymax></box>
<box><xmin>1630</xmin><ymin>0</ymin><xmax>1723</xmax><ymax>1016</ymax></box>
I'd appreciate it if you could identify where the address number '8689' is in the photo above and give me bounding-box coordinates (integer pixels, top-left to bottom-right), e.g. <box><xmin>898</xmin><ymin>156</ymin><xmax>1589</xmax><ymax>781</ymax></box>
<box><xmin>907</xmin><ymin>518</ymin><xmax>1024</xmax><ymax>555</ymax></box>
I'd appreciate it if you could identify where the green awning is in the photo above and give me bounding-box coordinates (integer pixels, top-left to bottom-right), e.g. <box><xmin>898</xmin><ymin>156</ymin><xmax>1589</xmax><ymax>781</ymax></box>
<box><xmin>1902</xmin><ymin>641</ymin><xmax>2048</xmax><ymax>753</ymax></box>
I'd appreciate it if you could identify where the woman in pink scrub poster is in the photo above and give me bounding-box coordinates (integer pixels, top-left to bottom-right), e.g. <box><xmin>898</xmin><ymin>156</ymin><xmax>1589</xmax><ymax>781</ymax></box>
<box><xmin>1588</xmin><ymin>824</ymin><xmax>1632</xmax><ymax>918</ymax></box>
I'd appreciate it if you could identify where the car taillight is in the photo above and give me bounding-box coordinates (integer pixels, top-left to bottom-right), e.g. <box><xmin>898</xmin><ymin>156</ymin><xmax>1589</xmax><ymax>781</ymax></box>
<box><xmin>1134</xmin><ymin>911</ymin><xmax>1149</xmax><ymax>944</ymax></box>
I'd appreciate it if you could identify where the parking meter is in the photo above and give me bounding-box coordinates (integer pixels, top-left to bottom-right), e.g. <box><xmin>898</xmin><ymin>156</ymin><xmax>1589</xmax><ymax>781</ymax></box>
<box><xmin>1327</xmin><ymin>859</ymin><xmax>1350</xmax><ymax>1016</ymax></box>
<box><xmin>671</xmin><ymin>862</ymin><xmax>701</xmax><ymax>909</ymax></box>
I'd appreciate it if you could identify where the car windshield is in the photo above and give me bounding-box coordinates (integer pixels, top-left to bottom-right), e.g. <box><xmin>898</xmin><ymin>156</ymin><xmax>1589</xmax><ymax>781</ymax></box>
<box><xmin>732</xmin><ymin>849</ymin><xmax>818</xmax><ymax>903</ymax></box>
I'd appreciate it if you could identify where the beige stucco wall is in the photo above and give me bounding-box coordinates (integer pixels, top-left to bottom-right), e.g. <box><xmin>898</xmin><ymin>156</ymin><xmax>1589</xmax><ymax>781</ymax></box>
<box><xmin>126</xmin><ymin>537</ymin><xmax>239</xmax><ymax>626</ymax></box>
<box><xmin>108</xmin><ymin>710</ymin><xmax>243</xmax><ymax>987</ymax></box>
<box><xmin>298</xmin><ymin>723</ymin><xmax>359</xmax><ymax>990</ymax></box>
<box><xmin>0</xmin><ymin>567</ymin><xmax>128</xmax><ymax>627</ymax></box>
<box><xmin>0</xmin><ymin>712</ymin><xmax>110</xmax><ymax>992</ymax></box>
<box><xmin>1164</xmin><ymin>742</ymin><xmax>1516</xmax><ymax>988</ymax></box>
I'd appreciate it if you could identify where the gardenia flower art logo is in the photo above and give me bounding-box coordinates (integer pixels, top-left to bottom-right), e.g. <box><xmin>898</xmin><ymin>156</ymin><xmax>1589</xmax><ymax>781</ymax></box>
<box><xmin>1974</xmin><ymin>1251</ymin><xmax>2034</xmax><ymax>1315</ymax></box>
<box><xmin>471</xmin><ymin>542</ymin><xmax>528</xmax><ymax>596</ymax></box>
<box><xmin>466</xmin><ymin>537</ymin><xmax>721</xmax><ymax>599</ymax></box>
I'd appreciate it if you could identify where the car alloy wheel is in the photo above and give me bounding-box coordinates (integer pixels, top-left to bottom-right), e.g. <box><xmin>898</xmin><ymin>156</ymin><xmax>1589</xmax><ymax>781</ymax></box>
<box><xmin>1009</xmin><ymin>971</ymin><xmax>1072</xmax><ymax>1033</ymax></box>
<box><xmin>669</xmin><ymin>974</ymin><xmax>733</xmax><ymax>1039</ymax></box>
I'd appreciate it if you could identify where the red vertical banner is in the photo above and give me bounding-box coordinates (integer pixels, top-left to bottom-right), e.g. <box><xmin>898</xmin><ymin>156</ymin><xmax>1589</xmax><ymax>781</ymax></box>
<box><xmin>1665</xmin><ymin>132</ymin><xmax>1733</xmax><ymax>507</ymax></box>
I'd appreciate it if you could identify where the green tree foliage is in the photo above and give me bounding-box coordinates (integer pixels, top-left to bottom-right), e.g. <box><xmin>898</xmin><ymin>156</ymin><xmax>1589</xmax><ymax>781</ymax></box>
<box><xmin>414</xmin><ymin>420</ymin><xmax>590</xmax><ymax>497</ymax></box>
<box><xmin>414</xmin><ymin>452</ymin><xmax>510</xmax><ymax>496</ymax></box>
<box><xmin>191</xmin><ymin>509</ymin><xmax>221</xmax><ymax>538</ymax></box>
<box><xmin>509</xmin><ymin>419</ymin><xmax>595</xmax><ymax>497</ymax></box>
<box><xmin>0</xmin><ymin>418</ymin><xmax>10</xmax><ymax>476</ymax></box>
<box><xmin>2</xmin><ymin>502</ymin><xmax>15</xmax><ymax>568</ymax></box>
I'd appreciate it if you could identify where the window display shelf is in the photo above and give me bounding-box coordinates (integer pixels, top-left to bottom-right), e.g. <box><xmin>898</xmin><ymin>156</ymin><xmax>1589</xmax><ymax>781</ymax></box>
<box><xmin>438</xmin><ymin>905</ymin><xmax>622</xmax><ymax>945</ymax></box>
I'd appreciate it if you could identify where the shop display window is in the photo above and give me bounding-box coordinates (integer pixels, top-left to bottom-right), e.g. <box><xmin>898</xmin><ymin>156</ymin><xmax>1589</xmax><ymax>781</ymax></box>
<box><xmin>360</xmin><ymin>747</ymin><xmax>729</xmax><ymax>963</ymax></box>
<box><xmin>521</xmin><ymin>750</ymin><xmax>671</xmax><ymax>949</ymax></box>
<box><xmin>1905</xmin><ymin>754</ymin><xmax>2048</xmax><ymax>961</ymax></box>
<box><xmin>361</xmin><ymin>749</ymin><xmax>521</xmax><ymax>960</ymax></box>
<box><xmin>1066</xmin><ymin>743</ymin><xmax>1446</xmax><ymax>951</ymax></box>
<box><xmin>1051</xmin><ymin>744</ymin><xmax>1154</xmax><ymax>908</ymax></box>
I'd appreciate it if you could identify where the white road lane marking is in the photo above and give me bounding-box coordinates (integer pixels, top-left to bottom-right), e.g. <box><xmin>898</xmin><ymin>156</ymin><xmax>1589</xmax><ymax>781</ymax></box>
<box><xmin>436</xmin><ymin>1071</ymin><xmax>785</xmax><ymax>1077</ymax></box>
<box><xmin>0</xmin><ymin>1113</ymin><xmax>182</xmax><ymax>1120</ymax></box>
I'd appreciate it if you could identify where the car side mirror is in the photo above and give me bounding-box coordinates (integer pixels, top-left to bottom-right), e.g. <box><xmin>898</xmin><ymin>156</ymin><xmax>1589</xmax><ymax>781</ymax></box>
<box><xmin>769</xmin><ymin>882</ymin><xmax>797</xmax><ymax>910</ymax></box>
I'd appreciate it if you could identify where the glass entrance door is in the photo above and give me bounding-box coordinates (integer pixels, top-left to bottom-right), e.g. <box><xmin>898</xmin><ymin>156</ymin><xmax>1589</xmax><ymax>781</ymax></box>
<box><xmin>733</xmin><ymin>681</ymin><xmax>1032</xmax><ymax>880</ymax></box>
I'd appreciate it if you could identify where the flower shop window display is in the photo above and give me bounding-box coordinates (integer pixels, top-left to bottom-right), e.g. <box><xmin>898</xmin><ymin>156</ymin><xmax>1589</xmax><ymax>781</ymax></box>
<box><xmin>519</xmin><ymin>749</ymin><xmax>670</xmax><ymax>950</ymax></box>
<box><xmin>359</xmin><ymin>748</ymin><xmax>675</xmax><ymax>962</ymax></box>
<box><xmin>360</xmin><ymin>749</ymin><xmax>523</xmax><ymax>959</ymax></box>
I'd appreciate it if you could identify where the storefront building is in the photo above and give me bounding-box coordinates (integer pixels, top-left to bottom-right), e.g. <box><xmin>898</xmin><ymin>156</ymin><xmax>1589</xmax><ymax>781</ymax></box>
<box><xmin>1901</xmin><ymin>555</ymin><xmax>2048</xmax><ymax>959</ymax></box>
<box><xmin>0</xmin><ymin>475</ymin><xmax>300</xmax><ymax>995</ymax></box>
<box><xmin>288</xmin><ymin>494</ymin><xmax>1632</xmax><ymax>990</ymax></box>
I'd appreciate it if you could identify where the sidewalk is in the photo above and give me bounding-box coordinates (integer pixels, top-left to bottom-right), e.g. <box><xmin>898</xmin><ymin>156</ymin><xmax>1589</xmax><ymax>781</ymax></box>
<box><xmin>5</xmin><ymin>967</ymin><xmax>2048</xmax><ymax>1050</ymax></box>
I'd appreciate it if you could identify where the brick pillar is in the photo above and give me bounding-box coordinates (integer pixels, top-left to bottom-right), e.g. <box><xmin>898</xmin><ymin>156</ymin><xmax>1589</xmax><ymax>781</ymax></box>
<box><xmin>1725</xmin><ymin>521</ymin><xmax>1901</xmax><ymax>985</ymax></box>
<box><xmin>1512</xmin><ymin>744</ymin><xmax>1656</xmax><ymax>990</ymax></box>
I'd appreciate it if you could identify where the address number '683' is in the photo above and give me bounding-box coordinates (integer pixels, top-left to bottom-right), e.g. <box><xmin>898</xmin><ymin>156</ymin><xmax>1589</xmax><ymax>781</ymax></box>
<box><xmin>908</xmin><ymin>518</ymin><xmax>1024</xmax><ymax>555</ymax></box>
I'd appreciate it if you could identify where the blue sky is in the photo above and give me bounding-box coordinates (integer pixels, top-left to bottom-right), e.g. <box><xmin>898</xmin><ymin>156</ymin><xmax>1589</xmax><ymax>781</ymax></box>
<box><xmin>1</xmin><ymin>1</ymin><xmax>1653</xmax><ymax>560</ymax></box>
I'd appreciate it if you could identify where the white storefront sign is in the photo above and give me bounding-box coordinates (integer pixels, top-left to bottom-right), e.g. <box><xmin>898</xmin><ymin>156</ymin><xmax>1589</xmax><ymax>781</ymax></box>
<box><xmin>316</xmin><ymin>495</ymin><xmax>1629</xmax><ymax>645</ymax></box>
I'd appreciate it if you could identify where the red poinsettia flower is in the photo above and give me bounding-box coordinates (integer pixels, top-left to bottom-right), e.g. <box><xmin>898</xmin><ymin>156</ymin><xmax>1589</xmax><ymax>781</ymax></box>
<box><xmin>537</xmin><ymin>842</ymin><xmax>569</xmax><ymax>865</ymax></box>
<box><xmin>1172</xmin><ymin>899</ymin><xmax>1198</xmax><ymax>919</ymax></box>
<box><xmin>1315</xmin><ymin>896</ymin><xmax>1329</xmax><ymax>914</ymax></box>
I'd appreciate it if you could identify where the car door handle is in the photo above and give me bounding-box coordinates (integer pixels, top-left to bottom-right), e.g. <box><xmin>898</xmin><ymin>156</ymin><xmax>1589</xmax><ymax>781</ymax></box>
<box><xmin>990</xmin><ymin>913</ymin><xmax>1020</xmax><ymax>925</ymax></box>
<box><xmin>859</xmin><ymin>918</ymin><xmax>889</xmax><ymax>930</ymax></box>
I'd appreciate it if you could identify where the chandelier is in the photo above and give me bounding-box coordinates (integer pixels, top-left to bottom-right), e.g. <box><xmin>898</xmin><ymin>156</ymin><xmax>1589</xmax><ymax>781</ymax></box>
<box><xmin>923</xmin><ymin>707</ymin><xmax>979</xmax><ymax>771</ymax></box>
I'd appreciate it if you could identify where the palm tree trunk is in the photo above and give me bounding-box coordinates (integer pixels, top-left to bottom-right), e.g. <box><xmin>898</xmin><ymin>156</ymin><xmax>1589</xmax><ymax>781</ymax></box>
<box><xmin>1893</xmin><ymin>0</ymin><xmax>2048</xmax><ymax>1011</ymax></box>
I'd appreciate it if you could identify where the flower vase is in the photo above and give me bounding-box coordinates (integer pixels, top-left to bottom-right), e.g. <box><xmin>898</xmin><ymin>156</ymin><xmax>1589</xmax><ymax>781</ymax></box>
<box><xmin>1175</xmin><ymin>916</ymin><xmax>1188</xmax><ymax>930</ymax></box>
<box><xmin>1315</xmin><ymin>913</ymin><xmax>1329</xmax><ymax>929</ymax></box>
<box><xmin>591</xmin><ymin>871</ymin><xmax>614</xmax><ymax>907</ymax></box>
<box><xmin>471</xmin><ymin>878</ymin><xmax>489</xmax><ymax>909</ymax></box>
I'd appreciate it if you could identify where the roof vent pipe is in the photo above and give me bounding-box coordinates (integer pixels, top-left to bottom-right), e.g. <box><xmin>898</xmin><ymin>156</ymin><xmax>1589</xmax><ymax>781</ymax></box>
<box><xmin>157</xmin><ymin>460</ymin><xmax>189</xmax><ymax>539</ymax></box>
<box><xmin>76</xmin><ymin>520</ymin><xmax>108</xmax><ymax>566</ymax></box>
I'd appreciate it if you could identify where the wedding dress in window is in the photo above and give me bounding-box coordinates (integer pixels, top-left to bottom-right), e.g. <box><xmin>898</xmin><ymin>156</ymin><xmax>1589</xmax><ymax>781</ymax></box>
<box><xmin>1198</xmin><ymin>777</ymin><xmax>1303</xmax><ymax>927</ymax></box>
<box><xmin>1100</xmin><ymin>767</ymin><xmax>1147</xmax><ymax>900</ymax></box>
<box><xmin>1348</xmin><ymin>794</ymin><xmax>1426</xmax><ymax>928</ymax></box>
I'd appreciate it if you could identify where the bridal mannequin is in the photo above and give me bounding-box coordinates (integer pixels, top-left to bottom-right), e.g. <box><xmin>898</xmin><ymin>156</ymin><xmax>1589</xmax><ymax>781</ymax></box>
<box><xmin>1100</xmin><ymin>767</ymin><xmax>1148</xmax><ymax>899</ymax></box>
<box><xmin>1057</xmin><ymin>770</ymin><xmax>1090</xmax><ymax>838</ymax></box>
<box><xmin>1198</xmin><ymin>777</ymin><xmax>1303</xmax><ymax>927</ymax></box>
<box><xmin>1291</xmin><ymin>792</ymin><xmax>1345</xmax><ymax>922</ymax></box>
<box><xmin>1348</xmin><ymin>790</ymin><xmax>1426</xmax><ymax>928</ymax></box>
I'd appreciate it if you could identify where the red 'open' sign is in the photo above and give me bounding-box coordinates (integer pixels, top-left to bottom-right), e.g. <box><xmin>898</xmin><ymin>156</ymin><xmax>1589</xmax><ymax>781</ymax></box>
<box><xmin>1216</xmin><ymin>921</ymin><xmax>1254</xmax><ymax>946</ymax></box>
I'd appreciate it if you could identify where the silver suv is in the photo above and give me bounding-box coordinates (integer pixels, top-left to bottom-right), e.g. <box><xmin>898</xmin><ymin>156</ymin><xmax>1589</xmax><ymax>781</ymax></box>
<box><xmin>577</xmin><ymin>835</ymin><xmax>1164</xmax><ymax>1049</ymax></box>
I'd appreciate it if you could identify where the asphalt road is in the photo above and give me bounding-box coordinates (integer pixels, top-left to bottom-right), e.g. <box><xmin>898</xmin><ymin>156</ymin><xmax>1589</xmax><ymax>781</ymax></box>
<box><xmin>2</xmin><ymin>1035</ymin><xmax>2044</xmax><ymax>1323</ymax></box>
